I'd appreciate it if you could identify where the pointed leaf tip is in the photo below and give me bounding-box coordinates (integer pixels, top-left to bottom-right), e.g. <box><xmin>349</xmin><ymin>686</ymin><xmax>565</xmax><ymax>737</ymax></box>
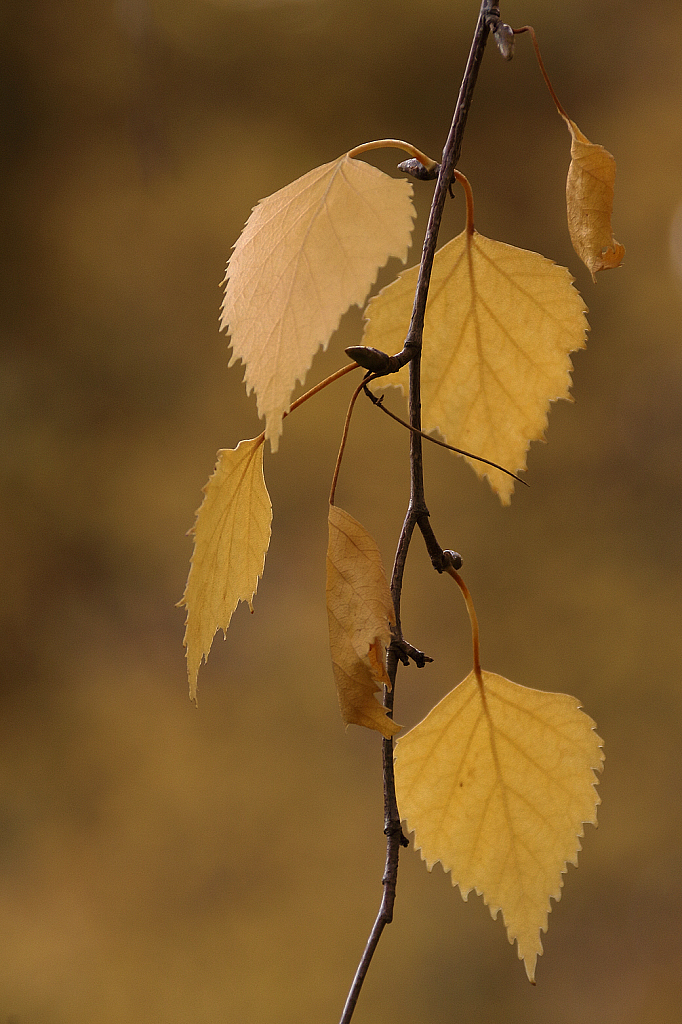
<box><xmin>364</xmin><ymin>229</ymin><xmax>588</xmax><ymax>504</ymax></box>
<box><xmin>221</xmin><ymin>154</ymin><xmax>416</xmax><ymax>450</ymax></box>
<box><xmin>395</xmin><ymin>670</ymin><xmax>603</xmax><ymax>981</ymax></box>
<box><xmin>180</xmin><ymin>437</ymin><xmax>272</xmax><ymax>701</ymax></box>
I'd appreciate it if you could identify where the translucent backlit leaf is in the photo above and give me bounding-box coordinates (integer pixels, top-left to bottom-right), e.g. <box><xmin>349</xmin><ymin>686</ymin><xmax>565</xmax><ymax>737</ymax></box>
<box><xmin>563</xmin><ymin>117</ymin><xmax>625</xmax><ymax>280</ymax></box>
<box><xmin>394</xmin><ymin>669</ymin><xmax>604</xmax><ymax>981</ymax></box>
<box><xmin>221</xmin><ymin>155</ymin><xmax>415</xmax><ymax>450</ymax></box>
<box><xmin>326</xmin><ymin>504</ymin><xmax>400</xmax><ymax>738</ymax></box>
<box><xmin>179</xmin><ymin>437</ymin><xmax>272</xmax><ymax>701</ymax></box>
<box><xmin>363</xmin><ymin>231</ymin><xmax>588</xmax><ymax>503</ymax></box>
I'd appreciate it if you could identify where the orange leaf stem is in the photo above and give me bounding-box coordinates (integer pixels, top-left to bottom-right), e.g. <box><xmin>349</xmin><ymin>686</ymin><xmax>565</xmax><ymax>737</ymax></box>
<box><xmin>347</xmin><ymin>139</ymin><xmax>439</xmax><ymax>173</ymax></box>
<box><xmin>329</xmin><ymin>376</ymin><xmax>368</xmax><ymax>505</ymax></box>
<box><xmin>252</xmin><ymin>361</ymin><xmax>361</xmax><ymax>450</ymax></box>
<box><xmin>447</xmin><ymin>567</ymin><xmax>482</xmax><ymax>679</ymax></box>
<box><xmin>453</xmin><ymin>169</ymin><xmax>475</xmax><ymax>236</ymax></box>
<box><xmin>514</xmin><ymin>26</ymin><xmax>570</xmax><ymax>121</ymax></box>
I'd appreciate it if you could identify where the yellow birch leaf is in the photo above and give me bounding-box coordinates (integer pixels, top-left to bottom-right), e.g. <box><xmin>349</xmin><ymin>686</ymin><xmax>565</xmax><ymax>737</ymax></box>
<box><xmin>179</xmin><ymin>437</ymin><xmax>272</xmax><ymax>701</ymax></box>
<box><xmin>326</xmin><ymin>504</ymin><xmax>400</xmax><ymax>738</ymax></box>
<box><xmin>394</xmin><ymin>669</ymin><xmax>604</xmax><ymax>982</ymax></box>
<box><xmin>221</xmin><ymin>155</ymin><xmax>415</xmax><ymax>451</ymax></box>
<box><xmin>363</xmin><ymin>231</ymin><xmax>588</xmax><ymax>503</ymax></box>
<box><xmin>563</xmin><ymin>118</ymin><xmax>625</xmax><ymax>280</ymax></box>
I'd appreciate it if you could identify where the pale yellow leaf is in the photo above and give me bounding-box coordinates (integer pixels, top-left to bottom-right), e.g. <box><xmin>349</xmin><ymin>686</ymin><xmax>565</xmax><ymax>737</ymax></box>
<box><xmin>221</xmin><ymin>155</ymin><xmax>415</xmax><ymax>450</ymax></box>
<box><xmin>564</xmin><ymin>118</ymin><xmax>625</xmax><ymax>280</ymax></box>
<box><xmin>326</xmin><ymin>504</ymin><xmax>400</xmax><ymax>738</ymax></box>
<box><xmin>394</xmin><ymin>670</ymin><xmax>603</xmax><ymax>982</ymax></box>
<box><xmin>179</xmin><ymin>437</ymin><xmax>272</xmax><ymax>701</ymax></box>
<box><xmin>363</xmin><ymin>231</ymin><xmax>588</xmax><ymax>503</ymax></box>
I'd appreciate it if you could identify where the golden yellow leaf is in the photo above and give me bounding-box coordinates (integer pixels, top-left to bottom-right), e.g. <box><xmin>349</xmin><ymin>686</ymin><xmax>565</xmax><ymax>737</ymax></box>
<box><xmin>221</xmin><ymin>155</ymin><xmax>415</xmax><ymax>451</ymax></box>
<box><xmin>394</xmin><ymin>670</ymin><xmax>604</xmax><ymax>982</ymax></box>
<box><xmin>363</xmin><ymin>231</ymin><xmax>588</xmax><ymax>503</ymax></box>
<box><xmin>519</xmin><ymin>25</ymin><xmax>624</xmax><ymax>280</ymax></box>
<box><xmin>326</xmin><ymin>504</ymin><xmax>400</xmax><ymax>738</ymax></box>
<box><xmin>564</xmin><ymin>118</ymin><xmax>625</xmax><ymax>280</ymax></box>
<box><xmin>179</xmin><ymin>437</ymin><xmax>272</xmax><ymax>701</ymax></box>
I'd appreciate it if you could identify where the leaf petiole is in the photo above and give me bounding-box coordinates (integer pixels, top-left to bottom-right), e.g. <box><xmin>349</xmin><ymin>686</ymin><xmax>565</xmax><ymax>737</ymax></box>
<box><xmin>452</xmin><ymin>169</ymin><xmax>476</xmax><ymax>236</ymax></box>
<box><xmin>252</xmin><ymin>361</ymin><xmax>361</xmax><ymax>450</ymax></box>
<box><xmin>513</xmin><ymin>25</ymin><xmax>570</xmax><ymax>121</ymax></box>
<box><xmin>347</xmin><ymin>139</ymin><xmax>439</xmax><ymax>173</ymax></box>
<box><xmin>329</xmin><ymin>377</ymin><xmax>368</xmax><ymax>506</ymax></box>
<box><xmin>446</xmin><ymin>567</ymin><xmax>482</xmax><ymax>680</ymax></box>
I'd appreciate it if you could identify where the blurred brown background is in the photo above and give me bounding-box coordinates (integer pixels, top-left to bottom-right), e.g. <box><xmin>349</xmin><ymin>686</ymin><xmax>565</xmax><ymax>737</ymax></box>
<box><xmin>2</xmin><ymin>1</ymin><xmax>681</xmax><ymax>1021</ymax></box>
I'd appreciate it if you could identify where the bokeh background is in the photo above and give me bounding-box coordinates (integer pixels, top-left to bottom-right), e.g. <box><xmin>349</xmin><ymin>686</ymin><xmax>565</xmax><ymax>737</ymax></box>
<box><xmin>2</xmin><ymin>1</ymin><xmax>682</xmax><ymax>1021</ymax></box>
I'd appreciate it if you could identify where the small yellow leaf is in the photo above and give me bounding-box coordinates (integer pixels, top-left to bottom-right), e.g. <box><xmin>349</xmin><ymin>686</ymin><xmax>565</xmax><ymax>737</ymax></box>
<box><xmin>564</xmin><ymin>118</ymin><xmax>625</xmax><ymax>280</ymax></box>
<box><xmin>221</xmin><ymin>155</ymin><xmax>415</xmax><ymax>451</ymax></box>
<box><xmin>179</xmin><ymin>437</ymin><xmax>272</xmax><ymax>701</ymax></box>
<box><xmin>363</xmin><ymin>231</ymin><xmax>588</xmax><ymax>503</ymax></box>
<box><xmin>394</xmin><ymin>670</ymin><xmax>604</xmax><ymax>982</ymax></box>
<box><xmin>326</xmin><ymin>504</ymin><xmax>400</xmax><ymax>738</ymax></box>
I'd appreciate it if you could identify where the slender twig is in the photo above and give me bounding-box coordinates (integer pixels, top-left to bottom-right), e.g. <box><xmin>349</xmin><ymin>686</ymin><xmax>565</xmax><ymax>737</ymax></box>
<box><xmin>363</xmin><ymin>384</ymin><xmax>528</xmax><ymax>487</ymax></box>
<box><xmin>338</xmin><ymin>4</ymin><xmax>498</xmax><ymax>1022</ymax></box>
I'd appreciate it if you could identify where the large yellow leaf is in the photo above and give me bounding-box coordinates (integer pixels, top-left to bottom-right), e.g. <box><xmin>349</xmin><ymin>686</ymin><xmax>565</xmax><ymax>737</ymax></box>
<box><xmin>564</xmin><ymin>117</ymin><xmax>625</xmax><ymax>280</ymax></box>
<box><xmin>326</xmin><ymin>504</ymin><xmax>400</xmax><ymax>738</ymax></box>
<box><xmin>363</xmin><ymin>231</ymin><xmax>588</xmax><ymax>503</ymax></box>
<box><xmin>394</xmin><ymin>670</ymin><xmax>604</xmax><ymax>981</ymax></box>
<box><xmin>179</xmin><ymin>437</ymin><xmax>272</xmax><ymax>701</ymax></box>
<box><xmin>221</xmin><ymin>155</ymin><xmax>415</xmax><ymax>451</ymax></box>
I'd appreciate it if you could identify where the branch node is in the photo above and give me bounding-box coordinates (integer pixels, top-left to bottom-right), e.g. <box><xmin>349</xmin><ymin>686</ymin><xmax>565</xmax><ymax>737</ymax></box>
<box><xmin>435</xmin><ymin>549</ymin><xmax>463</xmax><ymax>573</ymax></box>
<box><xmin>346</xmin><ymin>346</ymin><xmax>409</xmax><ymax>376</ymax></box>
<box><xmin>391</xmin><ymin>636</ymin><xmax>433</xmax><ymax>669</ymax></box>
<box><xmin>397</xmin><ymin>157</ymin><xmax>440</xmax><ymax>181</ymax></box>
<box><xmin>345</xmin><ymin>346</ymin><xmax>392</xmax><ymax>374</ymax></box>
<box><xmin>383</xmin><ymin>818</ymin><xmax>408</xmax><ymax>848</ymax></box>
<box><xmin>488</xmin><ymin>12</ymin><xmax>515</xmax><ymax>59</ymax></box>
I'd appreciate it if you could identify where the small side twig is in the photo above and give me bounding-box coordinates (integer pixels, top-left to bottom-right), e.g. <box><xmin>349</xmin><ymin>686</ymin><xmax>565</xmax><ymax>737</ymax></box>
<box><xmin>391</xmin><ymin>636</ymin><xmax>434</xmax><ymax>669</ymax></box>
<box><xmin>362</xmin><ymin>383</ymin><xmax>528</xmax><ymax>488</ymax></box>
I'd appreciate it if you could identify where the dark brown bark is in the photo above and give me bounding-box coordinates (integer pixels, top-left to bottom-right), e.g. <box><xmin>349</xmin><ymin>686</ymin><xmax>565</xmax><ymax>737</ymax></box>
<box><xmin>337</xmin><ymin>4</ymin><xmax>503</xmax><ymax>1021</ymax></box>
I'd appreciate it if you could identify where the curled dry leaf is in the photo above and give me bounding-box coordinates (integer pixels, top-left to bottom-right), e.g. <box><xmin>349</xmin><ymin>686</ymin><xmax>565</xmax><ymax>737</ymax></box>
<box><xmin>221</xmin><ymin>154</ymin><xmax>415</xmax><ymax>451</ymax></box>
<box><xmin>394</xmin><ymin>670</ymin><xmax>604</xmax><ymax>982</ymax></box>
<box><xmin>563</xmin><ymin>118</ymin><xmax>625</xmax><ymax>280</ymax></box>
<box><xmin>363</xmin><ymin>231</ymin><xmax>588</xmax><ymax>504</ymax></box>
<box><xmin>179</xmin><ymin>437</ymin><xmax>272</xmax><ymax>701</ymax></box>
<box><xmin>326</xmin><ymin>504</ymin><xmax>400</xmax><ymax>738</ymax></box>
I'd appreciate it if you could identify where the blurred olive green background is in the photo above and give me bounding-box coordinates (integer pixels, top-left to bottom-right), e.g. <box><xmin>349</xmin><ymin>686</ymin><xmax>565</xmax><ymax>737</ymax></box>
<box><xmin>2</xmin><ymin>1</ymin><xmax>682</xmax><ymax>1021</ymax></box>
